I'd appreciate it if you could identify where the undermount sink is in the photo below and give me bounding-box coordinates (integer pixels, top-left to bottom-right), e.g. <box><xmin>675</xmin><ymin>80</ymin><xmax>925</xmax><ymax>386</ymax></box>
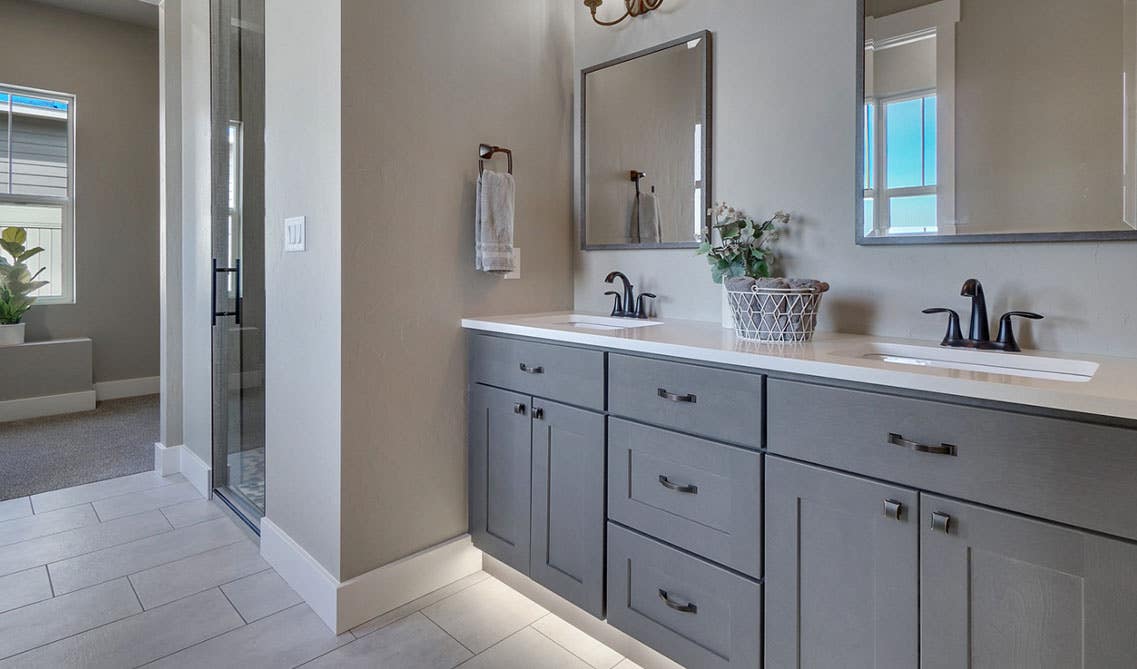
<box><xmin>520</xmin><ymin>314</ymin><xmax>663</xmax><ymax>331</ymax></box>
<box><xmin>835</xmin><ymin>342</ymin><xmax>1099</xmax><ymax>383</ymax></box>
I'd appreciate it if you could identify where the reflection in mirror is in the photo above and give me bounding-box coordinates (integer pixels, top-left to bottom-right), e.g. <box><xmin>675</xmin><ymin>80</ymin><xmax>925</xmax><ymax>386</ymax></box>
<box><xmin>860</xmin><ymin>0</ymin><xmax>1137</xmax><ymax>243</ymax></box>
<box><xmin>582</xmin><ymin>32</ymin><xmax>712</xmax><ymax>249</ymax></box>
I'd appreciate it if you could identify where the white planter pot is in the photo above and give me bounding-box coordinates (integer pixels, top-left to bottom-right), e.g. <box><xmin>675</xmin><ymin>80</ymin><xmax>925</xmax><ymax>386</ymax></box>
<box><xmin>0</xmin><ymin>322</ymin><xmax>26</xmax><ymax>347</ymax></box>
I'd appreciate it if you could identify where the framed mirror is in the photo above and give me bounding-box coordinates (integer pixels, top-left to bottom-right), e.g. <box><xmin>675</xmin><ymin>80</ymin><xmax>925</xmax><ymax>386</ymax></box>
<box><xmin>581</xmin><ymin>31</ymin><xmax>712</xmax><ymax>250</ymax></box>
<box><xmin>857</xmin><ymin>1</ymin><xmax>1137</xmax><ymax>244</ymax></box>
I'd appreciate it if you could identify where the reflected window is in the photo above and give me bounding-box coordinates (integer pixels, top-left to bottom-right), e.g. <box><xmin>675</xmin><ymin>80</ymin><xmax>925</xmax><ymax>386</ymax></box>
<box><xmin>865</xmin><ymin>92</ymin><xmax>938</xmax><ymax>235</ymax></box>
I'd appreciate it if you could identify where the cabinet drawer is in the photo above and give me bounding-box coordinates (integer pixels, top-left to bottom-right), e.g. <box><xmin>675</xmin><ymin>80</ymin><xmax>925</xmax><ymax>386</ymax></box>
<box><xmin>608</xmin><ymin>419</ymin><xmax>762</xmax><ymax>577</ymax></box>
<box><xmin>768</xmin><ymin>379</ymin><xmax>1137</xmax><ymax>541</ymax></box>
<box><xmin>607</xmin><ymin>523</ymin><xmax>761</xmax><ymax>669</ymax></box>
<box><xmin>469</xmin><ymin>334</ymin><xmax>604</xmax><ymax>410</ymax></box>
<box><xmin>609</xmin><ymin>354</ymin><xmax>763</xmax><ymax>448</ymax></box>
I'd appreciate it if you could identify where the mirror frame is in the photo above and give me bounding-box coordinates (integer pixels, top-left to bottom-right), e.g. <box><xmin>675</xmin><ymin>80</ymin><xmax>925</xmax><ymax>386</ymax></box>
<box><xmin>580</xmin><ymin>30</ymin><xmax>714</xmax><ymax>251</ymax></box>
<box><xmin>854</xmin><ymin>2</ymin><xmax>1137</xmax><ymax>245</ymax></box>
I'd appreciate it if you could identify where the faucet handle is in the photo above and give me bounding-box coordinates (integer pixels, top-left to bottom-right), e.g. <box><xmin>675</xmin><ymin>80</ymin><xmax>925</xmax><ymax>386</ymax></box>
<box><xmin>605</xmin><ymin>291</ymin><xmax>624</xmax><ymax>317</ymax></box>
<box><xmin>923</xmin><ymin>308</ymin><xmax>965</xmax><ymax>347</ymax></box>
<box><xmin>635</xmin><ymin>293</ymin><xmax>657</xmax><ymax>319</ymax></box>
<box><xmin>995</xmin><ymin>311</ymin><xmax>1043</xmax><ymax>353</ymax></box>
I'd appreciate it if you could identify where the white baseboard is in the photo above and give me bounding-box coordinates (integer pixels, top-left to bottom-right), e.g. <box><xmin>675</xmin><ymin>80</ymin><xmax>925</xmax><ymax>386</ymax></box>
<box><xmin>94</xmin><ymin>376</ymin><xmax>161</xmax><ymax>401</ymax></box>
<box><xmin>260</xmin><ymin>519</ymin><xmax>481</xmax><ymax>634</ymax></box>
<box><xmin>154</xmin><ymin>442</ymin><xmax>182</xmax><ymax>477</ymax></box>
<box><xmin>153</xmin><ymin>442</ymin><xmax>211</xmax><ymax>498</ymax></box>
<box><xmin>0</xmin><ymin>390</ymin><xmax>96</xmax><ymax>423</ymax></box>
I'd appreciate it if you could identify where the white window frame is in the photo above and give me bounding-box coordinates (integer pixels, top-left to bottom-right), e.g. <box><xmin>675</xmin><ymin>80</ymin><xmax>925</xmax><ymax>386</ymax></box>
<box><xmin>865</xmin><ymin>0</ymin><xmax>958</xmax><ymax>237</ymax></box>
<box><xmin>0</xmin><ymin>83</ymin><xmax>77</xmax><ymax>305</ymax></box>
<box><xmin>869</xmin><ymin>90</ymin><xmax>939</xmax><ymax>235</ymax></box>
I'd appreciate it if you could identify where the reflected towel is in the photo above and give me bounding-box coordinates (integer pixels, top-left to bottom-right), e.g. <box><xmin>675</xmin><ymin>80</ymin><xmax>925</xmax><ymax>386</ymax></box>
<box><xmin>475</xmin><ymin>170</ymin><xmax>517</xmax><ymax>272</ymax></box>
<box><xmin>628</xmin><ymin>191</ymin><xmax>662</xmax><ymax>244</ymax></box>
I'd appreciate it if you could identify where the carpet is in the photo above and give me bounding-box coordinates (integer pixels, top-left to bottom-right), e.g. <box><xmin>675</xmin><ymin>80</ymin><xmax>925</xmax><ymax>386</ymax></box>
<box><xmin>0</xmin><ymin>395</ymin><xmax>159</xmax><ymax>501</ymax></box>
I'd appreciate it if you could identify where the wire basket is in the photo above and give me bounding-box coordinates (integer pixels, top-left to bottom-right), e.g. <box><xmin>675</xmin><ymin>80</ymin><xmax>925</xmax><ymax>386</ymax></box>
<box><xmin>726</xmin><ymin>286</ymin><xmax>825</xmax><ymax>342</ymax></box>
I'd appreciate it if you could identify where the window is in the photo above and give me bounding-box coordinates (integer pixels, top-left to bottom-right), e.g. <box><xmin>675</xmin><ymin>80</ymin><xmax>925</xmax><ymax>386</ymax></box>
<box><xmin>864</xmin><ymin>92</ymin><xmax>938</xmax><ymax>235</ymax></box>
<box><xmin>0</xmin><ymin>84</ymin><xmax>75</xmax><ymax>303</ymax></box>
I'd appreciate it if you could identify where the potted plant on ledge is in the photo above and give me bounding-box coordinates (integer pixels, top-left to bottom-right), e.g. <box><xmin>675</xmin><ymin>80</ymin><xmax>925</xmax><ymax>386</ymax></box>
<box><xmin>0</xmin><ymin>226</ymin><xmax>49</xmax><ymax>347</ymax></box>
<box><xmin>698</xmin><ymin>203</ymin><xmax>829</xmax><ymax>342</ymax></box>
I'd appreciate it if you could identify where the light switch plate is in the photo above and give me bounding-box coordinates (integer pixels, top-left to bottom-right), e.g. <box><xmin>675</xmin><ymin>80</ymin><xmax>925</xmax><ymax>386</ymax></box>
<box><xmin>504</xmin><ymin>247</ymin><xmax>521</xmax><ymax>280</ymax></box>
<box><xmin>284</xmin><ymin>216</ymin><xmax>306</xmax><ymax>252</ymax></box>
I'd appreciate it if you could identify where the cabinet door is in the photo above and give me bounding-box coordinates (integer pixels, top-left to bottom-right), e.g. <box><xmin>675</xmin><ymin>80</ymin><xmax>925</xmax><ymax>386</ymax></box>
<box><xmin>921</xmin><ymin>495</ymin><xmax>1137</xmax><ymax>669</ymax></box>
<box><xmin>469</xmin><ymin>384</ymin><xmax>532</xmax><ymax>574</ymax></box>
<box><xmin>530</xmin><ymin>399</ymin><xmax>606</xmax><ymax>617</ymax></box>
<box><xmin>765</xmin><ymin>457</ymin><xmax>919</xmax><ymax>669</ymax></box>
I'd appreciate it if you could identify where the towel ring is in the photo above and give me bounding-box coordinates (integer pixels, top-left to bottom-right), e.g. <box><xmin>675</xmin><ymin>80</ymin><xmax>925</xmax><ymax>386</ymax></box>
<box><xmin>479</xmin><ymin>143</ymin><xmax>513</xmax><ymax>175</ymax></box>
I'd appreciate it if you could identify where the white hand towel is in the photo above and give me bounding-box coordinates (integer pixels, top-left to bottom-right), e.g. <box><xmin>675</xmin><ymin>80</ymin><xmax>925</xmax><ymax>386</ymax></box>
<box><xmin>475</xmin><ymin>169</ymin><xmax>517</xmax><ymax>272</ymax></box>
<box><xmin>638</xmin><ymin>191</ymin><xmax>661</xmax><ymax>244</ymax></box>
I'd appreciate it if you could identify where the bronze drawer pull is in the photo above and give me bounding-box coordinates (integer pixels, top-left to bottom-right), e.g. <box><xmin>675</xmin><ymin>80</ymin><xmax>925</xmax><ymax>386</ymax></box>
<box><xmin>888</xmin><ymin>433</ymin><xmax>957</xmax><ymax>457</ymax></box>
<box><xmin>883</xmin><ymin>499</ymin><xmax>903</xmax><ymax>520</ymax></box>
<box><xmin>513</xmin><ymin>403</ymin><xmax>526</xmax><ymax>415</ymax></box>
<box><xmin>658</xmin><ymin>475</ymin><xmax>698</xmax><ymax>494</ymax></box>
<box><xmin>658</xmin><ymin>388</ymin><xmax>697</xmax><ymax>403</ymax></box>
<box><xmin>658</xmin><ymin>589</ymin><xmax>698</xmax><ymax>614</ymax></box>
<box><xmin>519</xmin><ymin>363</ymin><xmax>544</xmax><ymax>375</ymax></box>
<box><xmin>931</xmin><ymin>512</ymin><xmax>952</xmax><ymax>534</ymax></box>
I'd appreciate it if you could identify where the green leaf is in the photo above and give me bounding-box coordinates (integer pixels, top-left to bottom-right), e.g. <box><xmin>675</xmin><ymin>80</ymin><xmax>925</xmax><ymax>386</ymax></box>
<box><xmin>17</xmin><ymin>247</ymin><xmax>45</xmax><ymax>263</ymax></box>
<box><xmin>1</xmin><ymin>227</ymin><xmax>27</xmax><ymax>246</ymax></box>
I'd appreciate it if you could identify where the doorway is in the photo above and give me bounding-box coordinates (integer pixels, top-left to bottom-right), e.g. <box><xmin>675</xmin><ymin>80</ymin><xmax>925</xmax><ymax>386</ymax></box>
<box><xmin>210</xmin><ymin>0</ymin><xmax>266</xmax><ymax>524</ymax></box>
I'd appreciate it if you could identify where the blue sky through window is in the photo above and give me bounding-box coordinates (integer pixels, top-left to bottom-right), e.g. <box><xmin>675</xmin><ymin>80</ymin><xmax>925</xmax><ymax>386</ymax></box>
<box><xmin>0</xmin><ymin>93</ymin><xmax>69</xmax><ymax>110</ymax></box>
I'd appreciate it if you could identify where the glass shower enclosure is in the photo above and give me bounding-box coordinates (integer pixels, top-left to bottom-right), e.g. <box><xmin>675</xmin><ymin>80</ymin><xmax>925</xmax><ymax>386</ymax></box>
<box><xmin>210</xmin><ymin>0</ymin><xmax>266</xmax><ymax>523</ymax></box>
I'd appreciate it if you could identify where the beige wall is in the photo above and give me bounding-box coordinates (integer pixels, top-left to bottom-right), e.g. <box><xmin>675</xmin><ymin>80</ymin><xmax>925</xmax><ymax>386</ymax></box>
<box><xmin>573</xmin><ymin>0</ymin><xmax>1137</xmax><ymax>357</ymax></box>
<box><xmin>0</xmin><ymin>0</ymin><xmax>159</xmax><ymax>383</ymax></box>
<box><xmin>264</xmin><ymin>0</ymin><xmax>343</xmax><ymax>576</ymax></box>
<box><xmin>338</xmin><ymin>0</ymin><xmax>574</xmax><ymax>579</ymax></box>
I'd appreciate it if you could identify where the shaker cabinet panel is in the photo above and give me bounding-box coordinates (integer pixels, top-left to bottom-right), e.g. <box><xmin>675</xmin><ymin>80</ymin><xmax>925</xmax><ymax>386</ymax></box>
<box><xmin>921</xmin><ymin>494</ymin><xmax>1137</xmax><ymax>669</ymax></box>
<box><xmin>765</xmin><ymin>457</ymin><xmax>919</xmax><ymax>669</ymax></box>
<box><xmin>530</xmin><ymin>400</ymin><xmax>606</xmax><ymax>618</ymax></box>
<box><xmin>469</xmin><ymin>384</ymin><xmax>532</xmax><ymax>574</ymax></box>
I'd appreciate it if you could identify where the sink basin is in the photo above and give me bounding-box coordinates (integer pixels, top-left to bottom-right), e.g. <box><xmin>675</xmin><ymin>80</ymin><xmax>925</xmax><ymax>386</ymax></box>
<box><xmin>835</xmin><ymin>342</ymin><xmax>1099</xmax><ymax>383</ymax></box>
<box><xmin>519</xmin><ymin>314</ymin><xmax>663</xmax><ymax>332</ymax></box>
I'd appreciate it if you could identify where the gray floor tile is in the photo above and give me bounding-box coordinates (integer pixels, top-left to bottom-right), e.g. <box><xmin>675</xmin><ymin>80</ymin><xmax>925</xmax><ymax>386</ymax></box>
<box><xmin>92</xmin><ymin>482</ymin><xmax>202</xmax><ymax>522</ymax></box>
<box><xmin>459</xmin><ymin>627</ymin><xmax>592</xmax><ymax>669</ymax></box>
<box><xmin>422</xmin><ymin>577</ymin><xmax>547</xmax><ymax>654</ymax></box>
<box><xmin>160</xmin><ymin>498</ymin><xmax>226</xmax><ymax>529</ymax></box>
<box><xmin>0</xmin><ymin>510</ymin><xmax>172</xmax><ymax>578</ymax></box>
<box><xmin>146</xmin><ymin>603</ymin><xmax>350</xmax><ymax>668</ymax></box>
<box><xmin>304</xmin><ymin>612</ymin><xmax>471</xmax><ymax>669</ymax></box>
<box><xmin>0</xmin><ymin>588</ymin><xmax>243</xmax><ymax>669</ymax></box>
<box><xmin>351</xmin><ymin>571</ymin><xmax>491</xmax><ymax>638</ymax></box>
<box><xmin>31</xmin><ymin>472</ymin><xmax>184</xmax><ymax>514</ymax></box>
<box><xmin>220</xmin><ymin>569</ymin><xmax>302</xmax><ymax>623</ymax></box>
<box><xmin>0</xmin><ymin>499</ymin><xmax>31</xmax><ymax>524</ymax></box>
<box><xmin>0</xmin><ymin>567</ymin><xmax>52</xmax><ymax>615</ymax></box>
<box><xmin>49</xmin><ymin>516</ymin><xmax>247</xmax><ymax>595</ymax></box>
<box><xmin>533</xmin><ymin>614</ymin><xmax>624</xmax><ymax>669</ymax></box>
<box><xmin>0</xmin><ymin>504</ymin><xmax>99</xmax><ymax>547</ymax></box>
<box><xmin>0</xmin><ymin>578</ymin><xmax>141</xmax><ymax>660</ymax></box>
<box><xmin>130</xmin><ymin>539</ymin><xmax>267</xmax><ymax>609</ymax></box>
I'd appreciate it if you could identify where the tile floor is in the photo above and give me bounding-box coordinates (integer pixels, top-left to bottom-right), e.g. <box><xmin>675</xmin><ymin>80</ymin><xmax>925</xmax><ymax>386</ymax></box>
<box><xmin>0</xmin><ymin>471</ymin><xmax>645</xmax><ymax>668</ymax></box>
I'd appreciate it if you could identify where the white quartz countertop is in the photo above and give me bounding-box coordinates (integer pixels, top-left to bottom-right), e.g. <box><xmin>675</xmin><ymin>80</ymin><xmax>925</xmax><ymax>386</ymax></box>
<box><xmin>462</xmin><ymin>312</ymin><xmax>1137</xmax><ymax>423</ymax></box>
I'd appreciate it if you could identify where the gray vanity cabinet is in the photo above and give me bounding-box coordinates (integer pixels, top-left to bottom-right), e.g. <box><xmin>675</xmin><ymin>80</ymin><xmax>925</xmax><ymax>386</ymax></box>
<box><xmin>765</xmin><ymin>457</ymin><xmax>919</xmax><ymax>669</ymax></box>
<box><xmin>468</xmin><ymin>383</ymin><xmax>533</xmax><ymax>574</ymax></box>
<box><xmin>530</xmin><ymin>399</ymin><xmax>606</xmax><ymax>617</ymax></box>
<box><xmin>920</xmin><ymin>494</ymin><xmax>1137</xmax><ymax>669</ymax></box>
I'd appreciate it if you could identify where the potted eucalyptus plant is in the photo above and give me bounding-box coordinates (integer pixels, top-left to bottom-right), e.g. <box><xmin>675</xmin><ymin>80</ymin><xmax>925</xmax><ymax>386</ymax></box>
<box><xmin>0</xmin><ymin>226</ymin><xmax>49</xmax><ymax>346</ymax></box>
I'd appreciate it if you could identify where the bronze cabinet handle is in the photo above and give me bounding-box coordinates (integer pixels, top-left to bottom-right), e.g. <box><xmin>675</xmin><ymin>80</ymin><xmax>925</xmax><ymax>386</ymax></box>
<box><xmin>513</xmin><ymin>403</ymin><xmax>526</xmax><ymax>415</ymax></box>
<box><xmin>657</xmin><ymin>388</ymin><xmax>696</xmax><ymax>403</ymax></box>
<box><xmin>931</xmin><ymin>512</ymin><xmax>952</xmax><ymax>534</ymax></box>
<box><xmin>888</xmin><ymin>433</ymin><xmax>957</xmax><ymax>457</ymax></box>
<box><xmin>658</xmin><ymin>589</ymin><xmax>697</xmax><ymax>614</ymax></box>
<box><xmin>658</xmin><ymin>475</ymin><xmax>698</xmax><ymax>494</ymax></box>
<box><xmin>519</xmin><ymin>363</ymin><xmax>544</xmax><ymax>375</ymax></box>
